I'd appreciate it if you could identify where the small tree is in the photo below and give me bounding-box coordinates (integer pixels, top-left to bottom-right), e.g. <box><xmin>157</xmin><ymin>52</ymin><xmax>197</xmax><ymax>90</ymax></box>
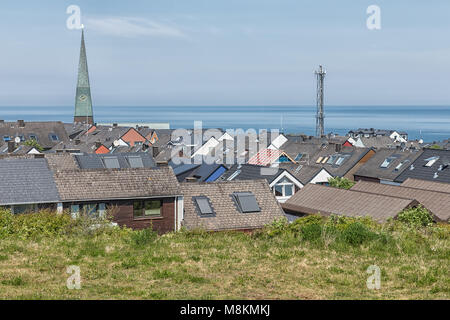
<box><xmin>23</xmin><ymin>139</ymin><xmax>44</xmax><ymax>152</ymax></box>
<box><xmin>429</xmin><ymin>144</ymin><xmax>443</xmax><ymax>150</ymax></box>
<box><xmin>328</xmin><ymin>177</ymin><xmax>355</xmax><ymax>190</ymax></box>
<box><xmin>397</xmin><ymin>206</ymin><xmax>433</xmax><ymax>228</ymax></box>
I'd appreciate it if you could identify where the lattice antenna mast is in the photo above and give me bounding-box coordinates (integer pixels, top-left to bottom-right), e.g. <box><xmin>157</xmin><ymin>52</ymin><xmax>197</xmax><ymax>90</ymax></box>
<box><xmin>315</xmin><ymin>65</ymin><xmax>326</xmax><ymax>137</ymax></box>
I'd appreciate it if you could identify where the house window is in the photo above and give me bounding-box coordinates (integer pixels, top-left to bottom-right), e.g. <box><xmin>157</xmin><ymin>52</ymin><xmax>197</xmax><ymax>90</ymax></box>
<box><xmin>315</xmin><ymin>157</ymin><xmax>324</xmax><ymax>164</ymax></box>
<box><xmin>3</xmin><ymin>136</ymin><xmax>10</xmax><ymax>142</ymax></box>
<box><xmin>11</xmin><ymin>204</ymin><xmax>37</xmax><ymax>214</ymax></box>
<box><xmin>424</xmin><ymin>156</ymin><xmax>439</xmax><ymax>167</ymax></box>
<box><xmin>394</xmin><ymin>160</ymin><xmax>410</xmax><ymax>171</ymax></box>
<box><xmin>28</xmin><ymin>134</ymin><xmax>38</xmax><ymax>141</ymax></box>
<box><xmin>294</xmin><ymin>153</ymin><xmax>303</xmax><ymax>162</ymax></box>
<box><xmin>278</xmin><ymin>155</ymin><xmax>290</xmax><ymax>163</ymax></box>
<box><xmin>380</xmin><ymin>157</ymin><xmax>396</xmax><ymax>168</ymax></box>
<box><xmin>49</xmin><ymin>133</ymin><xmax>59</xmax><ymax>141</ymax></box>
<box><xmin>133</xmin><ymin>200</ymin><xmax>162</xmax><ymax>218</ymax></box>
<box><xmin>127</xmin><ymin>156</ymin><xmax>144</xmax><ymax>168</ymax></box>
<box><xmin>321</xmin><ymin>157</ymin><xmax>329</xmax><ymax>164</ymax></box>
<box><xmin>102</xmin><ymin>157</ymin><xmax>120</xmax><ymax>169</ymax></box>
<box><xmin>273</xmin><ymin>177</ymin><xmax>294</xmax><ymax>197</ymax></box>
<box><xmin>327</xmin><ymin>155</ymin><xmax>338</xmax><ymax>164</ymax></box>
<box><xmin>232</xmin><ymin>192</ymin><xmax>261</xmax><ymax>213</ymax></box>
<box><xmin>193</xmin><ymin>197</ymin><xmax>214</xmax><ymax>216</ymax></box>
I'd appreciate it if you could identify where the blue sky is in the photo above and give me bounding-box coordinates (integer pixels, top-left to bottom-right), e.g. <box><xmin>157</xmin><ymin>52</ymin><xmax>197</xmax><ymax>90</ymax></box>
<box><xmin>0</xmin><ymin>0</ymin><xmax>449</xmax><ymax>106</ymax></box>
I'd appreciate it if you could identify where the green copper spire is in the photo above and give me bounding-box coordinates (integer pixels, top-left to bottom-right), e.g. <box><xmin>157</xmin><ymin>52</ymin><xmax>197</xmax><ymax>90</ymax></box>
<box><xmin>74</xmin><ymin>29</ymin><xmax>94</xmax><ymax>124</ymax></box>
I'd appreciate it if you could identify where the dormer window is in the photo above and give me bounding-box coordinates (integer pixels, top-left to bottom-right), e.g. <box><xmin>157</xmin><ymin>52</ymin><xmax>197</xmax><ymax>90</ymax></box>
<box><xmin>49</xmin><ymin>133</ymin><xmax>59</xmax><ymax>141</ymax></box>
<box><xmin>380</xmin><ymin>156</ymin><xmax>396</xmax><ymax>168</ymax></box>
<box><xmin>28</xmin><ymin>134</ymin><xmax>38</xmax><ymax>141</ymax></box>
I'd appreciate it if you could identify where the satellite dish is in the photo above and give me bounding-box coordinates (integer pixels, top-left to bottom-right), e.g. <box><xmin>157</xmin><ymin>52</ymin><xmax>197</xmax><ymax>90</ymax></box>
<box><xmin>113</xmin><ymin>140</ymin><xmax>120</xmax><ymax>147</ymax></box>
<box><xmin>14</xmin><ymin>137</ymin><xmax>21</xmax><ymax>143</ymax></box>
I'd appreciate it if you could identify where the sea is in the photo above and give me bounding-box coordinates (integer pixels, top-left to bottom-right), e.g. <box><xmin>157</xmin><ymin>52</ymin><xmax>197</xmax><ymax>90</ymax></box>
<box><xmin>0</xmin><ymin>105</ymin><xmax>449</xmax><ymax>142</ymax></box>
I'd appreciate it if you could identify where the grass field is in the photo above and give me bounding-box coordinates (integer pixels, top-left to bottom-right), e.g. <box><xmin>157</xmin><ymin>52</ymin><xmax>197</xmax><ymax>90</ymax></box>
<box><xmin>0</xmin><ymin>210</ymin><xmax>449</xmax><ymax>299</ymax></box>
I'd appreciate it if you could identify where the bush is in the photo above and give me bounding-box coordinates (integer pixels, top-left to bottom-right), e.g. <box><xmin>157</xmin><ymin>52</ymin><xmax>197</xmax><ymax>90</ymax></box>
<box><xmin>328</xmin><ymin>177</ymin><xmax>355</xmax><ymax>190</ymax></box>
<box><xmin>130</xmin><ymin>227</ymin><xmax>158</xmax><ymax>246</ymax></box>
<box><xmin>300</xmin><ymin>222</ymin><xmax>323</xmax><ymax>242</ymax></box>
<box><xmin>340</xmin><ymin>222</ymin><xmax>376</xmax><ymax>246</ymax></box>
<box><xmin>398</xmin><ymin>206</ymin><xmax>434</xmax><ymax>228</ymax></box>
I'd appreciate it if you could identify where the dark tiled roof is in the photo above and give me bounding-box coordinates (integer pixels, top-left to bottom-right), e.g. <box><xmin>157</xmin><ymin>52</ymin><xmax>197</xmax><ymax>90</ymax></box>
<box><xmin>354</xmin><ymin>148</ymin><xmax>423</xmax><ymax>181</ymax></box>
<box><xmin>181</xmin><ymin>180</ymin><xmax>284</xmax><ymax>231</ymax></box>
<box><xmin>279</xmin><ymin>163</ymin><xmax>328</xmax><ymax>184</ymax></box>
<box><xmin>402</xmin><ymin>178</ymin><xmax>450</xmax><ymax>194</ymax></box>
<box><xmin>53</xmin><ymin>167</ymin><xmax>180</xmax><ymax>202</ymax></box>
<box><xmin>282</xmin><ymin>184</ymin><xmax>418</xmax><ymax>222</ymax></box>
<box><xmin>0</xmin><ymin>121</ymin><xmax>69</xmax><ymax>149</ymax></box>
<box><xmin>0</xmin><ymin>158</ymin><xmax>60</xmax><ymax>205</ymax></box>
<box><xmin>395</xmin><ymin>149</ymin><xmax>450</xmax><ymax>183</ymax></box>
<box><xmin>351</xmin><ymin>181</ymin><xmax>449</xmax><ymax>222</ymax></box>
<box><xmin>74</xmin><ymin>152</ymin><xmax>156</xmax><ymax>169</ymax></box>
<box><xmin>219</xmin><ymin>164</ymin><xmax>284</xmax><ymax>183</ymax></box>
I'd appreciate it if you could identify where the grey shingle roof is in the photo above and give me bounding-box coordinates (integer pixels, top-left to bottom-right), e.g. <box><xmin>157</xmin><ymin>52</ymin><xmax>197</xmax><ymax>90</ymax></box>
<box><xmin>395</xmin><ymin>149</ymin><xmax>450</xmax><ymax>183</ymax></box>
<box><xmin>219</xmin><ymin>164</ymin><xmax>284</xmax><ymax>183</ymax></box>
<box><xmin>53</xmin><ymin>167</ymin><xmax>180</xmax><ymax>202</ymax></box>
<box><xmin>279</xmin><ymin>163</ymin><xmax>328</xmax><ymax>184</ymax></box>
<box><xmin>74</xmin><ymin>152</ymin><xmax>156</xmax><ymax>169</ymax></box>
<box><xmin>354</xmin><ymin>148</ymin><xmax>423</xmax><ymax>181</ymax></box>
<box><xmin>181</xmin><ymin>180</ymin><xmax>284</xmax><ymax>231</ymax></box>
<box><xmin>0</xmin><ymin>158</ymin><xmax>60</xmax><ymax>205</ymax></box>
<box><xmin>282</xmin><ymin>184</ymin><xmax>419</xmax><ymax>222</ymax></box>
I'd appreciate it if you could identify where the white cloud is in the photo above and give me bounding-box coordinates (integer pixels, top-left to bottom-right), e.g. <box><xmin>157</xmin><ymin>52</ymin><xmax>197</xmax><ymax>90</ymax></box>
<box><xmin>84</xmin><ymin>17</ymin><xmax>187</xmax><ymax>39</ymax></box>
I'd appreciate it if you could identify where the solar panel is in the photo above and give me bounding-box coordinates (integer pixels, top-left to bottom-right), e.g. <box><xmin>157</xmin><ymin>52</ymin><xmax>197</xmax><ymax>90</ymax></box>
<box><xmin>233</xmin><ymin>192</ymin><xmax>261</xmax><ymax>213</ymax></box>
<box><xmin>103</xmin><ymin>157</ymin><xmax>120</xmax><ymax>169</ymax></box>
<box><xmin>128</xmin><ymin>156</ymin><xmax>144</xmax><ymax>168</ymax></box>
<box><xmin>194</xmin><ymin>197</ymin><xmax>214</xmax><ymax>215</ymax></box>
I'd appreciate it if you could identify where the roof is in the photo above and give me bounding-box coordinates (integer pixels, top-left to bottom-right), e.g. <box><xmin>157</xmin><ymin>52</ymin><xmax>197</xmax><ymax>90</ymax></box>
<box><xmin>401</xmin><ymin>178</ymin><xmax>450</xmax><ymax>193</ymax></box>
<box><xmin>170</xmin><ymin>162</ymin><xmax>226</xmax><ymax>182</ymax></box>
<box><xmin>351</xmin><ymin>181</ymin><xmax>448</xmax><ymax>222</ymax></box>
<box><xmin>248</xmin><ymin>148</ymin><xmax>294</xmax><ymax>166</ymax></box>
<box><xmin>0</xmin><ymin>158</ymin><xmax>60</xmax><ymax>205</ymax></box>
<box><xmin>282</xmin><ymin>184</ymin><xmax>419</xmax><ymax>222</ymax></box>
<box><xmin>354</xmin><ymin>148</ymin><xmax>423</xmax><ymax>181</ymax></box>
<box><xmin>74</xmin><ymin>152</ymin><xmax>156</xmax><ymax>169</ymax></box>
<box><xmin>181</xmin><ymin>180</ymin><xmax>285</xmax><ymax>231</ymax></box>
<box><xmin>53</xmin><ymin>167</ymin><xmax>180</xmax><ymax>202</ymax></box>
<box><xmin>310</xmin><ymin>146</ymin><xmax>373</xmax><ymax>177</ymax></box>
<box><xmin>0</xmin><ymin>121</ymin><xmax>69</xmax><ymax>149</ymax></box>
<box><xmin>279</xmin><ymin>163</ymin><xmax>329</xmax><ymax>184</ymax></box>
<box><xmin>395</xmin><ymin>149</ymin><xmax>450</xmax><ymax>183</ymax></box>
<box><xmin>220</xmin><ymin>163</ymin><xmax>285</xmax><ymax>184</ymax></box>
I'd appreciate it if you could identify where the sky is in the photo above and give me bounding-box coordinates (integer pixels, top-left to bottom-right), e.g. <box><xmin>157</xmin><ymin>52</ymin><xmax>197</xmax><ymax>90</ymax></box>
<box><xmin>0</xmin><ymin>0</ymin><xmax>449</xmax><ymax>106</ymax></box>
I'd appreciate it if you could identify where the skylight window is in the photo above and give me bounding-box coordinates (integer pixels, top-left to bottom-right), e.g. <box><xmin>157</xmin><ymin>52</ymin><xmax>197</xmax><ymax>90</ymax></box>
<box><xmin>194</xmin><ymin>197</ymin><xmax>214</xmax><ymax>215</ymax></box>
<box><xmin>227</xmin><ymin>170</ymin><xmax>241</xmax><ymax>181</ymax></box>
<box><xmin>102</xmin><ymin>157</ymin><xmax>120</xmax><ymax>169</ymax></box>
<box><xmin>316</xmin><ymin>157</ymin><xmax>324</xmax><ymax>164</ymax></box>
<box><xmin>3</xmin><ymin>136</ymin><xmax>10</xmax><ymax>142</ymax></box>
<box><xmin>424</xmin><ymin>156</ymin><xmax>439</xmax><ymax>167</ymax></box>
<box><xmin>127</xmin><ymin>156</ymin><xmax>144</xmax><ymax>168</ymax></box>
<box><xmin>321</xmin><ymin>157</ymin><xmax>329</xmax><ymax>164</ymax></box>
<box><xmin>28</xmin><ymin>134</ymin><xmax>38</xmax><ymax>141</ymax></box>
<box><xmin>295</xmin><ymin>153</ymin><xmax>303</xmax><ymax>161</ymax></box>
<box><xmin>327</xmin><ymin>155</ymin><xmax>338</xmax><ymax>164</ymax></box>
<box><xmin>394</xmin><ymin>160</ymin><xmax>410</xmax><ymax>171</ymax></box>
<box><xmin>380</xmin><ymin>157</ymin><xmax>396</xmax><ymax>168</ymax></box>
<box><xmin>335</xmin><ymin>156</ymin><xmax>346</xmax><ymax>166</ymax></box>
<box><xmin>294</xmin><ymin>165</ymin><xmax>303</xmax><ymax>174</ymax></box>
<box><xmin>232</xmin><ymin>192</ymin><xmax>261</xmax><ymax>213</ymax></box>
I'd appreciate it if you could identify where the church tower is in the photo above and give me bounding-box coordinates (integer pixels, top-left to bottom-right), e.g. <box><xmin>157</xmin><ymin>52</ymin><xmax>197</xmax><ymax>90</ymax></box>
<box><xmin>74</xmin><ymin>28</ymin><xmax>94</xmax><ymax>124</ymax></box>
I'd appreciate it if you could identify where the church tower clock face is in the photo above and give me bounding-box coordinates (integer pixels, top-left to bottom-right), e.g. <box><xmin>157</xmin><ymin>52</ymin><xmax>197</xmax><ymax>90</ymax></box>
<box><xmin>79</xmin><ymin>94</ymin><xmax>87</xmax><ymax>102</ymax></box>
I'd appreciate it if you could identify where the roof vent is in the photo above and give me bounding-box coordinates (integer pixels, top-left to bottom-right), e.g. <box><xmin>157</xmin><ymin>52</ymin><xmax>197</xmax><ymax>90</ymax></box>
<box><xmin>433</xmin><ymin>172</ymin><xmax>439</xmax><ymax>179</ymax></box>
<box><xmin>185</xmin><ymin>177</ymin><xmax>198</xmax><ymax>182</ymax></box>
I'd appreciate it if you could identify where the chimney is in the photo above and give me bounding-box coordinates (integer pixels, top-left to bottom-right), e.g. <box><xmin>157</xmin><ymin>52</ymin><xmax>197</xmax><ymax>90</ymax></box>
<box><xmin>335</xmin><ymin>144</ymin><xmax>342</xmax><ymax>152</ymax></box>
<box><xmin>34</xmin><ymin>154</ymin><xmax>45</xmax><ymax>159</ymax></box>
<box><xmin>17</xmin><ymin>120</ymin><xmax>25</xmax><ymax>128</ymax></box>
<box><xmin>156</xmin><ymin>161</ymin><xmax>168</xmax><ymax>167</ymax></box>
<box><xmin>7</xmin><ymin>141</ymin><xmax>15</xmax><ymax>153</ymax></box>
<box><xmin>113</xmin><ymin>123</ymin><xmax>118</xmax><ymax>128</ymax></box>
<box><xmin>95</xmin><ymin>141</ymin><xmax>102</xmax><ymax>149</ymax></box>
<box><xmin>152</xmin><ymin>146</ymin><xmax>160</xmax><ymax>157</ymax></box>
<box><xmin>74</xmin><ymin>139</ymin><xmax>81</xmax><ymax>145</ymax></box>
<box><xmin>185</xmin><ymin>177</ymin><xmax>198</xmax><ymax>183</ymax></box>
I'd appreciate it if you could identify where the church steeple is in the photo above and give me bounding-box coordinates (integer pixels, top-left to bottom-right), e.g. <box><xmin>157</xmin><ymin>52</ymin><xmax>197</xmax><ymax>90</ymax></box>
<box><xmin>74</xmin><ymin>28</ymin><xmax>94</xmax><ymax>124</ymax></box>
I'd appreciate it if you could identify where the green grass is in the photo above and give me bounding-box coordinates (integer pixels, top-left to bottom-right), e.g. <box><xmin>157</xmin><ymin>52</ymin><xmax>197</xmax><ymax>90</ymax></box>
<box><xmin>0</xmin><ymin>210</ymin><xmax>449</xmax><ymax>299</ymax></box>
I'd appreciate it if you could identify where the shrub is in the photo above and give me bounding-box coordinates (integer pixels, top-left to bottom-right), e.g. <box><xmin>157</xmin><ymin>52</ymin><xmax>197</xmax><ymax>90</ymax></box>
<box><xmin>130</xmin><ymin>227</ymin><xmax>158</xmax><ymax>246</ymax></box>
<box><xmin>340</xmin><ymin>222</ymin><xmax>376</xmax><ymax>246</ymax></box>
<box><xmin>397</xmin><ymin>206</ymin><xmax>434</xmax><ymax>228</ymax></box>
<box><xmin>328</xmin><ymin>177</ymin><xmax>355</xmax><ymax>190</ymax></box>
<box><xmin>300</xmin><ymin>222</ymin><xmax>323</xmax><ymax>242</ymax></box>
